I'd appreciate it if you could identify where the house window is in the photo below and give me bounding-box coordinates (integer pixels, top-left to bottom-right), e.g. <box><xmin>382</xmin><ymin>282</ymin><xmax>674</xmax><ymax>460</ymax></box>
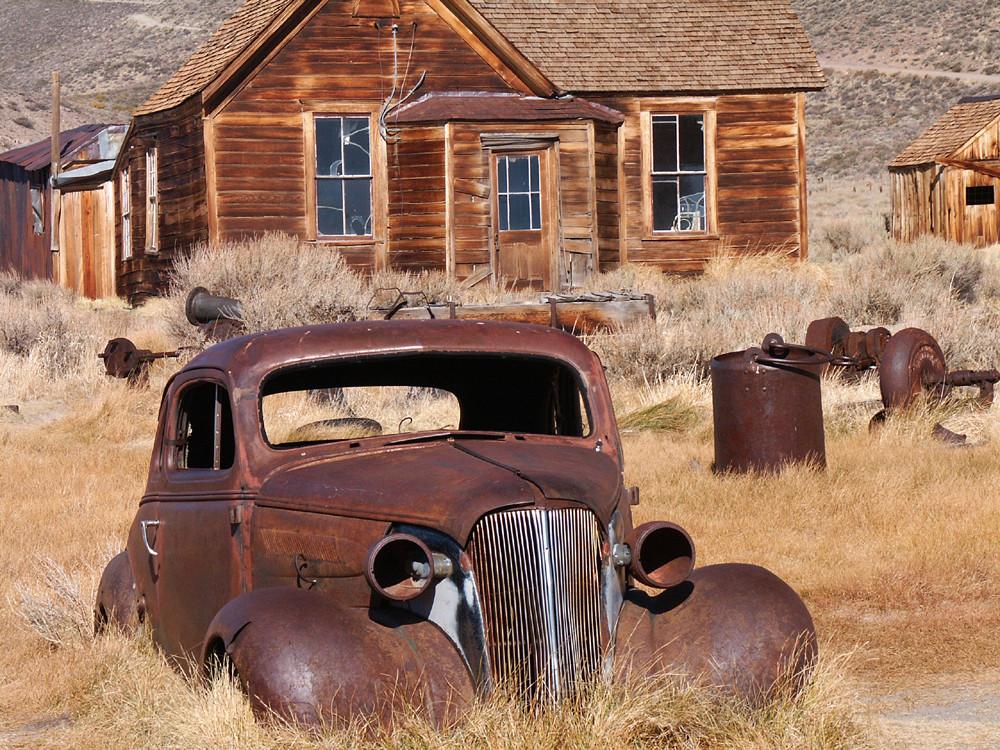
<box><xmin>120</xmin><ymin>169</ymin><xmax>132</xmax><ymax>260</ymax></box>
<box><xmin>145</xmin><ymin>146</ymin><xmax>158</xmax><ymax>252</ymax></box>
<box><xmin>650</xmin><ymin>114</ymin><xmax>707</xmax><ymax>232</ymax></box>
<box><xmin>174</xmin><ymin>382</ymin><xmax>234</xmax><ymax>471</ymax></box>
<box><xmin>496</xmin><ymin>154</ymin><xmax>541</xmax><ymax>231</ymax></box>
<box><xmin>314</xmin><ymin>116</ymin><xmax>372</xmax><ymax>237</ymax></box>
<box><xmin>29</xmin><ymin>187</ymin><xmax>43</xmax><ymax>235</ymax></box>
<box><xmin>967</xmin><ymin>185</ymin><xmax>995</xmax><ymax>206</ymax></box>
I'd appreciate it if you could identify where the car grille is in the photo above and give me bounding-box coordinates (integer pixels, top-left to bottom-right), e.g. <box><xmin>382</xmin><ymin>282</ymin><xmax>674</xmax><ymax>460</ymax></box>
<box><xmin>467</xmin><ymin>506</ymin><xmax>604</xmax><ymax>701</ymax></box>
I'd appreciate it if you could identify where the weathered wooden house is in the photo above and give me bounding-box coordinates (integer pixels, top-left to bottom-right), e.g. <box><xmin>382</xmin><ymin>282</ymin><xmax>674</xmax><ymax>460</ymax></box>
<box><xmin>0</xmin><ymin>123</ymin><xmax>126</xmax><ymax>298</ymax></box>
<box><xmin>115</xmin><ymin>0</ymin><xmax>826</xmax><ymax>301</ymax></box>
<box><xmin>890</xmin><ymin>95</ymin><xmax>1000</xmax><ymax>246</ymax></box>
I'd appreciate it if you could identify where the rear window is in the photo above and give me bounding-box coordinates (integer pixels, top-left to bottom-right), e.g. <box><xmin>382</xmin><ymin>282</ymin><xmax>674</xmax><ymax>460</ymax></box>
<box><xmin>261</xmin><ymin>353</ymin><xmax>591</xmax><ymax>447</ymax></box>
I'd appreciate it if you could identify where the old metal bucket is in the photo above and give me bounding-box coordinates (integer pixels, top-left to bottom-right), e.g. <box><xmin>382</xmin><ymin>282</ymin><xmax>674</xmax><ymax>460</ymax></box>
<box><xmin>711</xmin><ymin>334</ymin><xmax>828</xmax><ymax>473</ymax></box>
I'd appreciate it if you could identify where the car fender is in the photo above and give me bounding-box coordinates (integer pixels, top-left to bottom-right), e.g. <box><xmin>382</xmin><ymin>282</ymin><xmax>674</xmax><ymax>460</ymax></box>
<box><xmin>615</xmin><ymin>563</ymin><xmax>816</xmax><ymax>703</ymax></box>
<box><xmin>201</xmin><ymin>586</ymin><xmax>475</xmax><ymax>728</ymax></box>
<box><xmin>94</xmin><ymin>551</ymin><xmax>140</xmax><ymax>634</ymax></box>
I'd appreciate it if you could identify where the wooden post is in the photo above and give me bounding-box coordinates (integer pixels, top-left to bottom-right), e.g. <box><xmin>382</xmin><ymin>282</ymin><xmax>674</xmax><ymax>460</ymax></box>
<box><xmin>50</xmin><ymin>72</ymin><xmax>61</xmax><ymax>255</ymax></box>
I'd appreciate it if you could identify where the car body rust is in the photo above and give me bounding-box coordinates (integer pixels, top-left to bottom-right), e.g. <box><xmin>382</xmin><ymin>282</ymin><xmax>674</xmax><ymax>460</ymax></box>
<box><xmin>96</xmin><ymin>319</ymin><xmax>816</xmax><ymax>727</ymax></box>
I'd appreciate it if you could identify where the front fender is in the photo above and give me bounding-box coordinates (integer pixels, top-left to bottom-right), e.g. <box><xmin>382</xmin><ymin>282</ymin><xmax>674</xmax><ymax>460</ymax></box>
<box><xmin>202</xmin><ymin>587</ymin><xmax>475</xmax><ymax>728</ymax></box>
<box><xmin>615</xmin><ymin>563</ymin><xmax>816</xmax><ymax>702</ymax></box>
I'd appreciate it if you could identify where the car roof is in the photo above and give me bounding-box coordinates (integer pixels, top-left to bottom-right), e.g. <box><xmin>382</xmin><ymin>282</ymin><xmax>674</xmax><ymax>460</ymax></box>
<box><xmin>184</xmin><ymin>320</ymin><xmax>602</xmax><ymax>388</ymax></box>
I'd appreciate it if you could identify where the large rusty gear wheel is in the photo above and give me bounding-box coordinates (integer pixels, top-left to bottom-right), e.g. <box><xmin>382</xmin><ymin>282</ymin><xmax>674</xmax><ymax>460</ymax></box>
<box><xmin>879</xmin><ymin>328</ymin><xmax>947</xmax><ymax>410</ymax></box>
<box><xmin>804</xmin><ymin>317</ymin><xmax>850</xmax><ymax>355</ymax></box>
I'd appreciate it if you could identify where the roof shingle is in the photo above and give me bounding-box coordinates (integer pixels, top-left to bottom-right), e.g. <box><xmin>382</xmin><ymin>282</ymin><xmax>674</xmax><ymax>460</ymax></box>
<box><xmin>135</xmin><ymin>0</ymin><xmax>825</xmax><ymax>117</ymax></box>
<box><xmin>889</xmin><ymin>96</ymin><xmax>1000</xmax><ymax>169</ymax></box>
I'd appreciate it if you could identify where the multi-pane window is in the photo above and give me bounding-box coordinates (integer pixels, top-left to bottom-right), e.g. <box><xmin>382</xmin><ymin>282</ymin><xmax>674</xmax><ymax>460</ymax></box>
<box><xmin>120</xmin><ymin>169</ymin><xmax>132</xmax><ymax>260</ymax></box>
<box><xmin>496</xmin><ymin>154</ymin><xmax>541</xmax><ymax>231</ymax></box>
<box><xmin>651</xmin><ymin>114</ymin><xmax>706</xmax><ymax>232</ymax></box>
<box><xmin>145</xmin><ymin>146</ymin><xmax>158</xmax><ymax>252</ymax></box>
<box><xmin>315</xmin><ymin>116</ymin><xmax>372</xmax><ymax>237</ymax></box>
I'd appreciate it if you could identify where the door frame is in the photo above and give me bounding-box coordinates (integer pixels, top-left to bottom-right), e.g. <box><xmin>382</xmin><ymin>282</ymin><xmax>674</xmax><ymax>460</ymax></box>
<box><xmin>486</xmin><ymin>140</ymin><xmax>562</xmax><ymax>291</ymax></box>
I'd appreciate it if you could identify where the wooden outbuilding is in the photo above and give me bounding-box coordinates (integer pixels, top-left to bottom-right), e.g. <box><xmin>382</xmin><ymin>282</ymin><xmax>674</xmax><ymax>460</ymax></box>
<box><xmin>889</xmin><ymin>95</ymin><xmax>1000</xmax><ymax>246</ymax></box>
<box><xmin>114</xmin><ymin>0</ymin><xmax>826</xmax><ymax>301</ymax></box>
<box><xmin>0</xmin><ymin>124</ymin><xmax>126</xmax><ymax>298</ymax></box>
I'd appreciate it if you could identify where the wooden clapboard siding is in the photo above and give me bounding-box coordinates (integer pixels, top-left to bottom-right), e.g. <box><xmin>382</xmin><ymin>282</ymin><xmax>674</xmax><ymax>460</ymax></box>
<box><xmin>593</xmin><ymin>92</ymin><xmax>806</xmax><ymax>273</ymax></box>
<box><xmin>118</xmin><ymin>99</ymin><xmax>208</xmax><ymax>301</ymax></box>
<box><xmin>593</xmin><ymin>123</ymin><xmax>620</xmax><ymax>269</ymax></box>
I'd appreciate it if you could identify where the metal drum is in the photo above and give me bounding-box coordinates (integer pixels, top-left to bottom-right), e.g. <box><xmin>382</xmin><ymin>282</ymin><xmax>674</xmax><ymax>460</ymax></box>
<box><xmin>711</xmin><ymin>334</ymin><xmax>829</xmax><ymax>473</ymax></box>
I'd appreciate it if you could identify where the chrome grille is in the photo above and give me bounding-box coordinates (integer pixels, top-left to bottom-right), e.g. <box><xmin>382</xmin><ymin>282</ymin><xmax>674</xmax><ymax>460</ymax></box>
<box><xmin>467</xmin><ymin>507</ymin><xmax>603</xmax><ymax>701</ymax></box>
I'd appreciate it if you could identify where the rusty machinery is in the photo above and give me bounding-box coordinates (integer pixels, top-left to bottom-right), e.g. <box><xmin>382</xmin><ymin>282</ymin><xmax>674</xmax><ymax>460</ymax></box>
<box><xmin>98</xmin><ymin>338</ymin><xmax>180</xmax><ymax>381</ymax></box>
<box><xmin>804</xmin><ymin>316</ymin><xmax>890</xmax><ymax>378</ymax></box>
<box><xmin>185</xmin><ymin>286</ymin><xmax>245</xmax><ymax>340</ymax></box>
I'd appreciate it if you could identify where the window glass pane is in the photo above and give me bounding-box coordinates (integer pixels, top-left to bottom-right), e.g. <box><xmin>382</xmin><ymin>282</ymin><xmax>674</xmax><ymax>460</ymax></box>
<box><xmin>652</xmin><ymin>116</ymin><xmax>678</xmax><ymax>173</ymax></box>
<box><xmin>529</xmin><ymin>155</ymin><xmax>539</xmax><ymax>191</ymax></box>
<box><xmin>678</xmin><ymin>115</ymin><xmax>705</xmax><ymax>172</ymax></box>
<box><xmin>652</xmin><ymin>176</ymin><xmax>678</xmax><ymax>232</ymax></box>
<box><xmin>508</xmin><ymin>193</ymin><xmax>531</xmax><ymax>230</ymax></box>
<box><xmin>498</xmin><ymin>195</ymin><xmax>509</xmax><ymax>231</ymax></box>
<box><xmin>497</xmin><ymin>157</ymin><xmax>508</xmax><ymax>191</ymax></box>
<box><xmin>343</xmin><ymin>118</ymin><xmax>370</xmax><ymax>176</ymax></box>
<box><xmin>508</xmin><ymin>156</ymin><xmax>530</xmax><ymax>192</ymax></box>
<box><xmin>316</xmin><ymin>118</ymin><xmax>343</xmax><ymax>177</ymax></box>
<box><xmin>317</xmin><ymin>179</ymin><xmax>345</xmax><ymax>236</ymax></box>
<box><xmin>344</xmin><ymin>178</ymin><xmax>373</xmax><ymax>236</ymax></box>
<box><xmin>678</xmin><ymin>174</ymin><xmax>706</xmax><ymax>231</ymax></box>
<box><xmin>530</xmin><ymin>193</ymin><xmax>541</xmax><ymax>229</ymax></box>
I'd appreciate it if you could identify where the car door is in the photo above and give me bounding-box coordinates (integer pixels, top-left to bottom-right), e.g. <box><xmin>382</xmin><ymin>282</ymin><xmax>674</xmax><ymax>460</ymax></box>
<box><xmin>143</xmin><ymin>371</ymin><xmax>248</xmax><ymax>662</ymax></box>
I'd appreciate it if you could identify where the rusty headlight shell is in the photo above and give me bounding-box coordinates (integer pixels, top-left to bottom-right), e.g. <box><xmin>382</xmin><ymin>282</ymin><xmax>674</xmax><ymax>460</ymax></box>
<box><xmin>617</xmin><ymin>521</ymin><xmax>695</xmax><ymax>589</ymax></box>
<box><xmin>365</xmin><ymin>532</ymin><xmax>454</xmax><ymax>601</ymax></box>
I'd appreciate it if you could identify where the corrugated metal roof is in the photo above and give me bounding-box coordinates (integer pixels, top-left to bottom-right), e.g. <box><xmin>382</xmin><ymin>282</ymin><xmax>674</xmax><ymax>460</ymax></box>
<box><xmin>0</xmin><ymin>124</ymin><xmax>111</xmax><ymax>172</ymax></box>
<box><xmin>890</xmin><ymin>96</ymin><xmax>1000</xmax><ymax>169</ymax></box>
<box><xmin>135</xmin><ymin>0</ymin><xmax>825</xmax><ymax>117</ymax></box>
<box><xmin>390</xmin><ymin>92</ymin><xmax>624</xmax><ymax>124</ymax></box>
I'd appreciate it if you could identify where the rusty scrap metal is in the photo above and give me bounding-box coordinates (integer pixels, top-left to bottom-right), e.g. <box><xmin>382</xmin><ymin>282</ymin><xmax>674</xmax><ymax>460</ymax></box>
<box><xmin>711</xmin><ymin>333</ymin><xmax>858</xmax><ymax>473</ymax></box>
<box><xmin>805</xmin><ymin>316</ymin><xmax>890</xmax><ymax>377</ymax></box>
<box><xmin>185</xmin><ymin>287</ymin><xmax>245</xmax><ymax>340</ymax></box>
<box><xmin>98</xmin><ymin>338</ymin><xmax>180</xmax><ymax>380</ymax></box>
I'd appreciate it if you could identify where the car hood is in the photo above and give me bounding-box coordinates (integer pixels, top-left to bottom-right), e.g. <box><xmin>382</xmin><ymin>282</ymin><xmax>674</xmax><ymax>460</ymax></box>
<box><xmin>256</xmin><ymin>439</ymin><xmax>622</xmax><ymax>545</ymax></box>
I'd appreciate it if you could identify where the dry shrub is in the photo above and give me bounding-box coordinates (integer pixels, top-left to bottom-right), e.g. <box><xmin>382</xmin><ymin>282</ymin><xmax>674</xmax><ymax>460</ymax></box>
<box><xmin>618</xmin><ymin>395</ymin><xmax>702</xmax><ymax>434</ymax></box>
<box><xmin>168</xmin><ymin>234</ymin><xmax>367</xmax><ymax>339</ymax></box>
<box><xmin>13</xmin><ymin>557</ymin><xmax>97</xmax><ymax>648</ymax></box>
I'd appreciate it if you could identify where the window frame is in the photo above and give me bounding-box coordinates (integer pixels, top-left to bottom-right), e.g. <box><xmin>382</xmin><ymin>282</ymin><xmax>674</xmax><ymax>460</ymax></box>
<box><xmin>304</xmin><ymin>110</ymin><xmax>383</xmax><ymax>243</ymax></box>
<box><xmin>29</xmin><ymin>186</ymin><xmax>44</xmax><ymax>235</ymax></box>
<box><xmin>640</xmin><ymin>105</ymin><xmax>717</xmax><ymax>239</ymax></box>
<box><xmin>168</xmin><ymin>379</ymin><xmax>235</xmax><ymax>474</ymax></box>
<box><xmin>494</xmin><ymin>153</ymin><xmax>543</xmax><ymax>232</ymax></box>
<box><xmin>966</xmin><ymin>184</ymin><xmax>996</xmax><ymax>207</ymax></box>
<box><xmin>145</xmin><ymin>146</ymin><xmax>158</xmax><ymax>253</ymax></box>
<box><xmin>120</xmin><ymin>168</ymin><xmax>132</xmax><ymax>260</ymax></box>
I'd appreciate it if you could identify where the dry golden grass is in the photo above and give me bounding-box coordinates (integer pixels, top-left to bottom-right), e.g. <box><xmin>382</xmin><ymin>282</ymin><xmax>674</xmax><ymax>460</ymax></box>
<box><xmin>5</xmin><ymin>233</ymin><xmax>1000</xmax><ymax>746</ymax></box>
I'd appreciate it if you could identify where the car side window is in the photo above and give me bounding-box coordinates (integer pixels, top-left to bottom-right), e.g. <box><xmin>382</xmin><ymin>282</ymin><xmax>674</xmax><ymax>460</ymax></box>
<box><xmin>174</xmin><ymin>381</ymin><xmax>235</xmax><ymax>470</ymax></box>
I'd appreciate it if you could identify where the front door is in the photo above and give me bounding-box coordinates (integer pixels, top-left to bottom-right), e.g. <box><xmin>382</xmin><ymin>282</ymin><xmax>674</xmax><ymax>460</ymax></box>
<box><xmin>493</xmin><ymin>151</ymin><xmax>554</xmax><ymax>290</ymax></box>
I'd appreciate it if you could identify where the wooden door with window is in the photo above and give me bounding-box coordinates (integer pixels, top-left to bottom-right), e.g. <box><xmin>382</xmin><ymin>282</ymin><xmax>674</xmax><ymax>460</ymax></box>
<box><xmin>492</xmin><ymin>150</ymin><xmax>555</xmax><ymax>289</ymax></box>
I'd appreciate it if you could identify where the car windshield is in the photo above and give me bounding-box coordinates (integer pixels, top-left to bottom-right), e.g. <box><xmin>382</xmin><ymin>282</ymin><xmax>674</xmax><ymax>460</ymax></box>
<box><xmin>260</xmin><ymin>352</ymin><xmax>591</xmax><ymax>447</ymax></box>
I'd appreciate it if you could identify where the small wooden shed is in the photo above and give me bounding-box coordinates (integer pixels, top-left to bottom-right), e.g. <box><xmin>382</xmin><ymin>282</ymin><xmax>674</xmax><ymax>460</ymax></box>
<box><xmin>113</xmin><ymin>0</ymin><xmax>826</xmax><ymax>301</ymax></box>
<box><xmin>889</xmin><ymin>95</ymin><xmax>1000</xmax><ymax>246</ymax></box>
<box><xmin>0</xmin><ymin>124</ymin><xmax>126</xmax><ymax>298</ymax></box>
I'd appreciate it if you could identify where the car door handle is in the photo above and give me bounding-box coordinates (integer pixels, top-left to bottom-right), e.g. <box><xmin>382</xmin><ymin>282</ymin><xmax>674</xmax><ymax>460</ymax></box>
<box><xmin>141</xmin><ymin>520</ymin><xmax>160</xmax><ymax>557</ymax></box>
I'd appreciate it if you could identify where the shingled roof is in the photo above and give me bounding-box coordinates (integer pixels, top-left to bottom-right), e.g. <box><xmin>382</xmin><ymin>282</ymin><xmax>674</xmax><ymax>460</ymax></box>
<box><xmin>135</xmin><ymin>0</ymin><xmax>825</xmax><ymax>117</ymax></box>
<box><xmin>889</xmin><ymin>96</ymin><xmax>1000</xmax><ymax>169</ymax></box>
<box><xmin>472</xmin><ymin>0</ymin><xmax>825</xmax><ymax>93</ymax></box>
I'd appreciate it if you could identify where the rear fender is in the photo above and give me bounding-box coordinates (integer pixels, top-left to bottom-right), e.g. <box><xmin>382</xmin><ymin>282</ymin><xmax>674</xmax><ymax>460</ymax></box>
<box><xmin>94</xmin><ymin>551</ymin><xmax>140</xmax><ymax>634</ymax></box>
<box><xmin>615</xmin><ymin>563</ymin><xmax>816</xmax><ymax>703</ymax></box>
<box><xmin>201</xmin><ymin>587</ymin><xmax>475</xmax><ymax>728</ymax></box>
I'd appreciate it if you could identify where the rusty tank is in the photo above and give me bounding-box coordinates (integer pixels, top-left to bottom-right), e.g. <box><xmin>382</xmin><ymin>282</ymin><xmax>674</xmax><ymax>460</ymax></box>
<box><xmin>712</xmin><ymin>334</ymin><xmax>838</xmax><ymax>473</ymax></box>
<box><xmin>95</xmin><ymin>320</ymin><xmax>816</xmax><ymax>727</ymax></box>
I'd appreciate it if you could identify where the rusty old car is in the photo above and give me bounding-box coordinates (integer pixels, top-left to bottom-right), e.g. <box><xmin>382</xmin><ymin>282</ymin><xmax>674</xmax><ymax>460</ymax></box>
<box><xmin>95</xmin><ymin>320</ymin><xmax>815</xmax><ymax>726</ymax></box>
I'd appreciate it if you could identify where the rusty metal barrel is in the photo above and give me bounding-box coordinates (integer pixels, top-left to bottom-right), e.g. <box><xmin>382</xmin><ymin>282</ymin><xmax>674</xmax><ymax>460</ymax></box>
<box><xmin>711</xmin><ymin>334</ymin><xmax>832</xmax><ymax>473</ymax></box>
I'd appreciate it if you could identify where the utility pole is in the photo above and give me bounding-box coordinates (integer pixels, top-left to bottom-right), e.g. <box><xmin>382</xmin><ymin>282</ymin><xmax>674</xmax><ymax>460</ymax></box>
<box><xmin>50</xmin><ymin>71</ymin><xmax>61</xmax><ymax>255</ymax></box>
